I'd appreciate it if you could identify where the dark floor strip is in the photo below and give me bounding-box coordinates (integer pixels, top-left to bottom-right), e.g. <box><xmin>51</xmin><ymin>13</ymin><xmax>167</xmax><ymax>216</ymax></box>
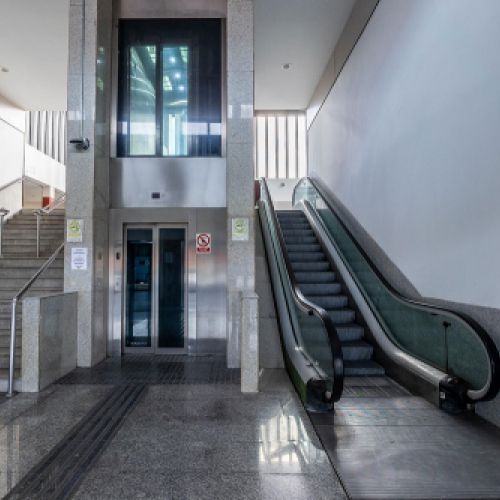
<box><xmin>5</xmin><ymin>384</ymin><xmax>146</xmax><ymax>500</ymax></box>
<box><xmin>58</xmin><ymin>354</ymin><xmax>241</xmax><ymax>385</ymax></box>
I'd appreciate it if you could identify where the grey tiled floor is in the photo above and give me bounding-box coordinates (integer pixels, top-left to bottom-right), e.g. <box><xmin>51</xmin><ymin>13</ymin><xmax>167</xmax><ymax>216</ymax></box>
<box><xmin>0</xmin><ymin>384</ymin><xmax>112</xmax><ymax>498</ymax></box>
<box><xmin>0</xmin><ymin>359</ymin><xmax>346</xmax><ymax>499</ymax></box>
<box><xmin>4</xmin><ymin>357</ymin><xmax>500</xmax><ymax>499</ymax></box>
<box><xmin>73</xmin><ymin>370</ymin><xmax>346</xmax><ymax>499</ymax></box>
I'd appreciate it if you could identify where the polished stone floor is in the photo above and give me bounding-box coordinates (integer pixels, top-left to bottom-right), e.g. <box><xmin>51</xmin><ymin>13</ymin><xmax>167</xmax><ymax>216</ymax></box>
<box><xmin>3</xmin><ymin>357</ymin><xmax>500</xmax><ymax>499</ymax></box>
<box><xmin>0</xmin><ymin>358</ymin><xmax>346</xmax><ymax>499</ymax></box>
<box><xmin>311</xmin><ymin>376</ymin><xmax>500</xmax><ymax>499</ymax></box>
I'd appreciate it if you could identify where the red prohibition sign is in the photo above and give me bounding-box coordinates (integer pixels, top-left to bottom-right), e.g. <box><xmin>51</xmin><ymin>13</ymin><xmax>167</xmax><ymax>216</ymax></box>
<box><xmin>197</xmin><ymin>233</ymin><xmax>210</xmax><ymax>247</ymax></box>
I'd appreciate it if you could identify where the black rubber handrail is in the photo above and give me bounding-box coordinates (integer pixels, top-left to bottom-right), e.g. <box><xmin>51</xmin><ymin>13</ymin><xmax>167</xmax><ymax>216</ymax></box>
<box><xmin>261</xmin><ymin>178</ymin><xmax>344</xmax><ymax>402</ymax></box>
<box><xmin>295</xmin><ymin>177</ymin><xmax>500</xmax><ymax>402</ymax></box>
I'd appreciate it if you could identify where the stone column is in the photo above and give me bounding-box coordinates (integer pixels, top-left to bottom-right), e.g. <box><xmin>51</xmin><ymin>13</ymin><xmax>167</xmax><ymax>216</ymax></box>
<box><xmin>226</xmin><ymin>0</ymin><xmax>259</xmax><ymax>392</ymax></box>
<box><xmin>65</xmin><ymin>0</ymin><xmax>112</xmax><ymax>367</ymax></box>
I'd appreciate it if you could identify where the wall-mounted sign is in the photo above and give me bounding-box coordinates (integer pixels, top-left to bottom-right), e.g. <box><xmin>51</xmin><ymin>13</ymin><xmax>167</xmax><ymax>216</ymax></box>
<box><xmin>232</xmin><ymin>218</ymin><xmax>249</xmax><ymax>241</ymax></box>
<box><xmin>67</xmin><ymin>219</ymin><xmax>84</xmax><ymax>243</ymax></box>
<box><xmin>196</xmin><ymin>233</ymin><xmax>212</xmax><ymax>254</ymax></box>
<box><xmin>71</xmin><ymin>247</ymin><xmax>88</xmax><ymax>270</ymax></box>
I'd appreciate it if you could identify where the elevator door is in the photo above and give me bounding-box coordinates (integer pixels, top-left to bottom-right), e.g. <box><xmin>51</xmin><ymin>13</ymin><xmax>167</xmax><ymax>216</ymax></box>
<box><xmin>125</xmin><ymin>225</ymin><xmax>187</xmax><ymax>353</ymax></box>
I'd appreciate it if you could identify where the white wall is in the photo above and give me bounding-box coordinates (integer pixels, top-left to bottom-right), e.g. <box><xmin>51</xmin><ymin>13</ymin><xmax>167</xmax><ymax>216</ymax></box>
<box><xmin>0</xmin><ymin>95</ymin><xmax>25</xmax><ymax>216</ymax></box>
<box><xmin>25</xmin><ymin>145</ymin><xmax>66</xmax><ymax>193</ymax></box>
<box><xmin>308</xmin><ymin>0</ymin><xmax>500</xmax><ymax>310</ymax></box>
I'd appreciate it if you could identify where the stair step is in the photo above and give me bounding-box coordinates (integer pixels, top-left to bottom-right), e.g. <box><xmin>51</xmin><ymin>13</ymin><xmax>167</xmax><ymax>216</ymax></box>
<box><xmin>0</xmin><ymin>289</ymin><xmax>63</xmax><ymax>300</ymax></box>
<box><xmin>291</xmin><ymin>261</ymin><xmax>330</xmax><ymax>272</ymax></box>
<box><xmin>285</xmin><ymin>244</ymin><xmax>322</xmax><ymax>253</ymax></box>
<box><xmin>306</xmin><ymin>295</ymin><xmax>347</xmax><ymax>309</ymax></box>
<box><xmin>295</xmin><ymin>271</ymin><xmax>336</xmax><ymax>283</ymax></box>
<box><xmin>328</xmin><ymin>309</ymin><xmax>356</xmax><ymax>324</ymax></box>
<box><xmin>280</xmin><ymin>221</ymin><xmax>311</xmax><ymax>230</ymax></box>
<box><xmin>0</xmin><ymin>318</ymin><xmax>22</xmax><ymax>329</ymax></box>
<box><xmin>277</xmin><ymin>212</ymin><xmax>305</xmax><ymax>218</ymax></box>
<box><xmin>283</xmin><ymin>236</ymin><xmax>317</xmax><ymax>245</ymax></box>
<box><xmin>300</xmin><ymin>283</ymin><xmax>342</xmax><ymax>296</ymax></box>
<box><xmin>0</xmin><ymin>278</ymin><xmax>63</xmax><ymax>290</ymax></box>
<box><xmin>344</xmin><ymin>360</ymin><xmax>385</xmax><ymax>376</ymax></box>
<box><xmin>0</xmin><ymin>257</ymin><xmax>63</xmax><ymax>268</ymax></box>
<box><xmin>335</xmin><ymin>324</ymin><xmax>365</xmax><ymax>342</ymax></box>
<box><xmin>0</xmin><ymin>268</ymin><xmax>63</xmax><ymax>278</ymax></box>
<box><xmin>281</xmin><ymin>229</ymin><xmax>314</xmax><ymax>237</ymax></box>
<box><xmin>288</xmin><ymin>252</ymin><xmax>326</xmax><ymax>262</ymax></box>
<box><xmin>342</xmin><ymin>340</ymin><xmax>374</xmax><ymax>361</ymax></box>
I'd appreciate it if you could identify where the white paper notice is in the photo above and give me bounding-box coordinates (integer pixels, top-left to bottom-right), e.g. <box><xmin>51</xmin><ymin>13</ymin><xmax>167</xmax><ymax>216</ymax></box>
<box><xmin>71</xmin><ymin>247</ymin><xmax>88</xmax><ymax>270</ymax></box>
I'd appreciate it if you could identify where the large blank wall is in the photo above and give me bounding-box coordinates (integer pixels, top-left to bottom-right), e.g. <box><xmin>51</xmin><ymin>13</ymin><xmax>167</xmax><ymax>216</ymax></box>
<box><xmin>309</xmin><ymin>0</ymin><xmax>500</xmax><ymax>310</ymax></box>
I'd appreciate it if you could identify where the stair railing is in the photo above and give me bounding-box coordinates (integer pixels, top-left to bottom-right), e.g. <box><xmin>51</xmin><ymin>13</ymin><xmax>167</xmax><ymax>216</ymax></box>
<box><xmin>0</xmin><ymin>207</ymin><xmax>9</xmax><ymax>257</ymax></box>
<box><xmin>6</xmin><ymin>242</ymin><xmax>65</xmax><ymax>397</ymax></box>
<box><xmin>33</xmin><ymin>194</ymin><xmax>66</xmax><ymax>258</ymax></box>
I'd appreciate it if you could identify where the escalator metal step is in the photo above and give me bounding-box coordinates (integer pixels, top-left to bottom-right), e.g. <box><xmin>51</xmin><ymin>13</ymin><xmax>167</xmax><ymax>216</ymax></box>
<box><xmin>296</xmin><ymin>271</ymin><xmax>336</xmax><ymax>283</ymax></box>
<box><xmin>344</xmin><ymin>359</ymin><xmax>385</xmax><ymax>376</ymax></box>
<box><xmin>300</xmin><ymin>283</ymin><xmax>342</xmax><ymax>296</ymax></box>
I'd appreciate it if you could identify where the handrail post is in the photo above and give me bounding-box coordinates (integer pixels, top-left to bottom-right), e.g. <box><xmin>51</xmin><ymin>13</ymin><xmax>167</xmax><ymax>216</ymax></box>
<box><xmin>36</xmin><ymin>212</ymin><xmax>41</xmax><ymax>258</ymax></box>
<box><xmin>0</xmin><ymin>208</ymin><xmax>9</xmax><ymax>257</ymax></box>
<box><xmin>6</xmin><ymin>298</ymin><xmax>17</xmax><ymax>397</ymax></box>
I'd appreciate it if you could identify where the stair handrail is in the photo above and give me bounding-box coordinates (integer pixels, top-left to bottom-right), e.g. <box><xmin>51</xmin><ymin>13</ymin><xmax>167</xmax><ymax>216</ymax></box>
<box><xmin>33</xmin><ymin>194</ymin><xmax>66</xmax><ymax>258</ymax></box>
<box><xmin>260</xmin><ymin>178</ymin><xmax>344</xmax><ymax>402</ymax></box>
<box><xmin>6</xmin><ymin>242</ymin><xmax>65</xmax><ymax>398</ymax></box>
<box><xmin>0</xmin><ymin>207</ymin><xmax>9</xmax><ymax>258</ymax></box>
<box><xmin>294</xmin><ymin>177</ymin><xmax>500</xmax><ymax>403</ymax></box>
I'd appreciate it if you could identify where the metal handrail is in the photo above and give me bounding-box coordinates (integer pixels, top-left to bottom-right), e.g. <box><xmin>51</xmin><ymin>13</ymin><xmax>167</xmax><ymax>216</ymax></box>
<box><xmin>6</xmin><ymin>242</ymin><xmax>65</xmax><ymax>397</ymax></box>
<box><xmin>33</xmin><ymin>194</ymin><xmax>66</xmax><ymax>258</ymax></box>
<box><xmin>260</xmin><ymin>178</ymin><xmax>344</xmax><ymax>403</ymax></box>
<box><xmin>0</xmin><ymin>207</ymin><xmax>9</xmax><ymax>257</ymax></box>
<box><xmin>294</xmin><ymin>177</ymin><xmax>500</xmax><ymax>403</ymax></box>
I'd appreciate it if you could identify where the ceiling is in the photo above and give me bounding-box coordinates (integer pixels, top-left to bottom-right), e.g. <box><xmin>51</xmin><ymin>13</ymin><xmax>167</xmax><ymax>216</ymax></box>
<box><xmin>254</xmin><ymin>0</ymin><xmax>354</xmax><ymax>110</ymax></box>
<box><xmin>0</xmin><ymin>0</ymin><xmax>69</xmax><ymax>110</ymax></box>
<box><xmin>0</xmin><ymin>0</ymin><xmax>353</xmax><ymax>112</ymax></box>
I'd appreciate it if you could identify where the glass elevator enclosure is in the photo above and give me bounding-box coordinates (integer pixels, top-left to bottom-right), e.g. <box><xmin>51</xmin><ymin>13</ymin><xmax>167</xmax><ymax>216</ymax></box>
<box><xmin>117</xmin><ymin>19</ymin><xmax>222</xmax><ymax>158</ymax></box>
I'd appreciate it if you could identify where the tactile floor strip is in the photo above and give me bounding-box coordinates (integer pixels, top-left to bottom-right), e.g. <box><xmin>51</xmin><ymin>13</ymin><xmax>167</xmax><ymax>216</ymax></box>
<box><xmin>5</xmin><ymin>384</ymin><xmax>146</xmax><ymax>500</ymax></box>
<box><xmin>58</xmin><ymin>354</ymin><xmax>241</xmax><ymax>386</ymax></box>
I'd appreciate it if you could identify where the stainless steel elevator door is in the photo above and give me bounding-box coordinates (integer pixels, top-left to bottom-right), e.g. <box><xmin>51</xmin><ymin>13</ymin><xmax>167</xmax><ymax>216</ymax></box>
<box><xmin>124</xmin><ymin>225</ymin><xmax>187</xmax><ymax>354</ymax></box>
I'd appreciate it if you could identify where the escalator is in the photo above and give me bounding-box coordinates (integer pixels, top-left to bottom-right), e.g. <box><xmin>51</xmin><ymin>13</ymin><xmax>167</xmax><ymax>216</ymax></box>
<box><xmin>259</xmin><ymin>177</ymin><xmax>500</xmax><ymax>413</ymax></box>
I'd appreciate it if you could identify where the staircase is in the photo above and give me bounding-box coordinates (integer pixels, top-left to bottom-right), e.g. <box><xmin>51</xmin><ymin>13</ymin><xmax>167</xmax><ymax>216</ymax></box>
<box><xmin>0</xmin><ymin>209</ymin><xmax>65</xmax><ymax>385</ymax></box>
<box><xmin>277</xmin><ymin>210</ymin><xmax>384</xmax><ymax>377</ymax></box>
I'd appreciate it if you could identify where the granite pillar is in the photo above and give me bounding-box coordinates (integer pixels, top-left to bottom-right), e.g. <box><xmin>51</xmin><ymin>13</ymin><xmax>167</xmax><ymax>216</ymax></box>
<box><xmin>64</xmin><ymin>0</ymin><xmax>112</xmax><ymax>367</ymax></box>
<box><xmin>226</xmin><ymin>0</ymin><xmax>258</xmax><ymax>391</ymax></box>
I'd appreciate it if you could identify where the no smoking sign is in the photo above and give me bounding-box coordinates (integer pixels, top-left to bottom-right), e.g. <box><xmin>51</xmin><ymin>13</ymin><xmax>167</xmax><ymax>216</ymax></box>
<box><xmin>196</xmin><ymin>233</ymin><xmax>212</xmax><ymax>254</ymax></box>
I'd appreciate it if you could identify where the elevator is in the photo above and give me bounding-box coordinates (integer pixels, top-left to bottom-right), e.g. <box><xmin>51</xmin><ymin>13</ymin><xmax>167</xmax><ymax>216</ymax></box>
<box><xmin>124</xmin><ymin>225</ymin><xmax>187</xmax><ymax>353</ymax></box>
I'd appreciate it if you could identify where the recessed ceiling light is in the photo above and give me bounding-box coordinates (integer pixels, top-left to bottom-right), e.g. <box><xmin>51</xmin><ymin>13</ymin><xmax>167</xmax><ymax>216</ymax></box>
<box><xmin>282</xmin><ymin>63</ymin><xmax>291</xmax><ymax>70</ymax></box>
<box><xmin>0</xmin><ymin>67</ymin><xmax>9</xmax><ymax>73</ymax></box>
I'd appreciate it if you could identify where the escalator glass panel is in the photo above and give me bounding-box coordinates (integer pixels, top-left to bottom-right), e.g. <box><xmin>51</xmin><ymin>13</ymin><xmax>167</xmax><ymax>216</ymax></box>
<box><xmin>294</xmin><ymin>179</ymin><xmax>488</xmax><ymax>390</ymax></box>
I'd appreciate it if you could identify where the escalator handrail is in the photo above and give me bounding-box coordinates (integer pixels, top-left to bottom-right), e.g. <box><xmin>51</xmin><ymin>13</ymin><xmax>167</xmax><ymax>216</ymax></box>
<box><xmin>260</xmin><ymin>178</ymin><xmax>344</xmax><ymax>402</ymax></box>
<box><xmin>295</xmin><ymin>177</ymin><xmax>500</xmax><ymax>402</ymax></box>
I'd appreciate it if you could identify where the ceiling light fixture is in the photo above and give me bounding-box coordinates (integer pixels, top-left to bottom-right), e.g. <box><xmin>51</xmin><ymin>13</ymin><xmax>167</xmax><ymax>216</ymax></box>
<box><xmin>282</xmin><ymin>63</ymin><xmax>291</xmax><ymax>70</ymax></box>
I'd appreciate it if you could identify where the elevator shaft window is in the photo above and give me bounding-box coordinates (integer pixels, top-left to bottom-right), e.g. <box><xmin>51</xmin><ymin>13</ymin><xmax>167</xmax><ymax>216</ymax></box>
<box><xmin>118</xmin><ymin>19</ymin><xmax>222</xmax><ymax>157</ymax></box>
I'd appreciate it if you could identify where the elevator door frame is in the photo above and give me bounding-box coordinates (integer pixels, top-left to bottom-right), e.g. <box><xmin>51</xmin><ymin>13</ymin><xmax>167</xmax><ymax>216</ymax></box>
<box><xmin>123</xmin><ymin>223</ymin><xmax>188</xmax><ymax>355</ymax></box>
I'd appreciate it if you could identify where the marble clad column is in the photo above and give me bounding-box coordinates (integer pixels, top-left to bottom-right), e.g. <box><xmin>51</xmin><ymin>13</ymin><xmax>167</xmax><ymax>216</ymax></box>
<box><xmin>65</xmin><ymin>0</ymin><xmax>112</xmax><ymax>367</ymax></box>
<box><xmin>226</xmin><ymin>0</ymin><xmax>259</xmax><ymax>392</ymax></box>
